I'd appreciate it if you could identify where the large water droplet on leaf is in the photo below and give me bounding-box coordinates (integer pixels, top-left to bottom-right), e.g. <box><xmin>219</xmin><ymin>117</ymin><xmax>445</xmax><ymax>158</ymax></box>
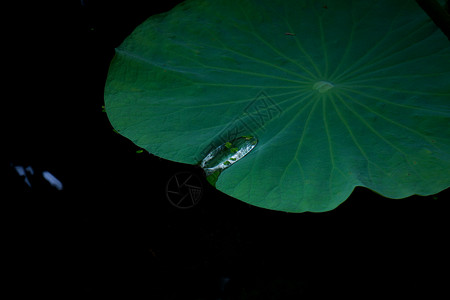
<box><xmin>199</xmin><ymin>136</ymin><xmax>258</xmax><ymax>185</ymax></box>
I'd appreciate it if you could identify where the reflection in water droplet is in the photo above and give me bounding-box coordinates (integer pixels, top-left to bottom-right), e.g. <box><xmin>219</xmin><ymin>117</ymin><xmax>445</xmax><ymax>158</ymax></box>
<box><xmin>200</xmin><ymin>136</ymin><xmax>258</xmax><ymax>177</ymax></box>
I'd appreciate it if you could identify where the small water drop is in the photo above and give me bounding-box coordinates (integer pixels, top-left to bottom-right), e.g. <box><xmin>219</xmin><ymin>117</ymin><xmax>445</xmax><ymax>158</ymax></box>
<box><xmin>200</xmin><ymin>136</ymin><xmax>258</xmax><ymax>177</ymax></box>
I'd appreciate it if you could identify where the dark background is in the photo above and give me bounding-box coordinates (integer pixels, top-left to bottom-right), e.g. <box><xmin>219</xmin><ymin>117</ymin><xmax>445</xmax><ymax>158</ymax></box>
<box><xmin>4</xmin><ymin>1</ymin><xmax>449</xmax><ymax>298</ymax></box>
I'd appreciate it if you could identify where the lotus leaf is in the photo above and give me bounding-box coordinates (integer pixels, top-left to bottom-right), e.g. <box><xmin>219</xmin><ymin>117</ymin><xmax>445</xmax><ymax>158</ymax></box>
<box><xmin>105</xmin><ymin>0</ymin><xmax>450</xmax><ymax>212</ymax></box>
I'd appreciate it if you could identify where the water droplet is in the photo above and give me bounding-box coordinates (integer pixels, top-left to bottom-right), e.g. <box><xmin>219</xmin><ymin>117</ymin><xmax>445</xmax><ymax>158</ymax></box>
<box><xmin>200</xmin><ymin>136</ymin><xmax>258</xmax><ymax>177</ymax></box>
<box><xmin>313</xmin><ymin>81</ymin><xmax>334</xmax><ymax>93</ymax></box>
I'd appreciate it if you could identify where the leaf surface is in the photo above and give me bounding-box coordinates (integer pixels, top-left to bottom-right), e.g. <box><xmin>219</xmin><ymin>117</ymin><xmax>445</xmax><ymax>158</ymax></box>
<box><xmin>105</xmin><ymin>0</ymin><xmax>450</xmax><ymax>212</ymax></box>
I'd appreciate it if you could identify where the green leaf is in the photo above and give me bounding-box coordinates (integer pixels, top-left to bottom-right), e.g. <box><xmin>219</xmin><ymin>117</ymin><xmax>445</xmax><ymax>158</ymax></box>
<box><xmin>105</xmin><ymin>0</ymin><xmax>450</xmax><ymax>212</ymax></box>
<box><xmin>199</xmin><ymin>136</ymin><xmax>258</xmax><ymax>176</ymax></box>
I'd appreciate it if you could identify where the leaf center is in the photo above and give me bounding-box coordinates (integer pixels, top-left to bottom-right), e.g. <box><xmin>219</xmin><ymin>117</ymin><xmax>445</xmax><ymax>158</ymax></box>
<box><xmin>313</xmin><ymin>81</ymin><xmax>334</xmax><ymax>93</ymax></box>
